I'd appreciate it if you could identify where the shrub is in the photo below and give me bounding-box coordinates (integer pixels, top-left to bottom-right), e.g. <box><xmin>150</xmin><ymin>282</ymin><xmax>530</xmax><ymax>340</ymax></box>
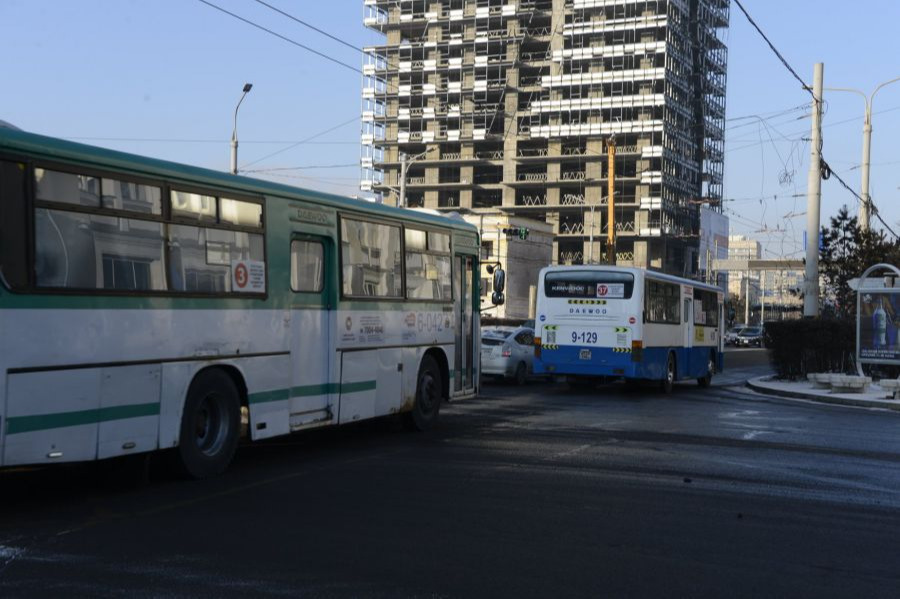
<box><xmin>763</xmin><ymin>319</ymin><xmax>855</xmax><ymax>380</ymax></box>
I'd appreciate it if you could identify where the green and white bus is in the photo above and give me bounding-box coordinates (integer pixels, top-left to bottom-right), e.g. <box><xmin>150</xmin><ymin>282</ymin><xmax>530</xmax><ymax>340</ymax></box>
<box><xmin>0</xmin><ymin>128</ymin><xmax>480</xmax><ymax>477</ymax></box>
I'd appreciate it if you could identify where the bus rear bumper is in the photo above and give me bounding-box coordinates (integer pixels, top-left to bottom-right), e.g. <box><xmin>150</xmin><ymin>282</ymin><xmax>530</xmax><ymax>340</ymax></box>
<box><xmin>535</xmin><ymin>346</ymin><xmax>723</xmax><ymax>381</ymax></box>
<box><xmin>534</xmin><ymin>346</ymin><xmax>640</xmax><ymax>378</ymax></box>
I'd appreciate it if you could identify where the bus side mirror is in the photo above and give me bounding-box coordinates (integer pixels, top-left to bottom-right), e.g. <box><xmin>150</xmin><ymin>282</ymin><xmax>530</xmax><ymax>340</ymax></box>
<box><xmin>492</xmin><ymin>267</ymin><xmax>506</xmax><ymax>295</ymax></box>
<box><xmin>492</xmin><ymin>291</ymin><xmax>505</xmax><ymax>306</ymax></box>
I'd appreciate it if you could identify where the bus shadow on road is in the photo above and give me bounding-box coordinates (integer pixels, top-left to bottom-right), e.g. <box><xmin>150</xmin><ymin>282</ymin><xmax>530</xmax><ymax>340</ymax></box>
<box><xmin>0</xmin><ymin>415</ymin><xmax>417</xmax><ymax>507</ymax></box>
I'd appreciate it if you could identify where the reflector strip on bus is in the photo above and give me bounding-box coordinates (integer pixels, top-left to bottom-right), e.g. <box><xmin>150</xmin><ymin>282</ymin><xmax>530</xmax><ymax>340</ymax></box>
<box><xmin>567</xmin><ymin>299</ymin><xmax>607</xmax><ymax>305</ymax></box>
<box><xmin>612</xmin><ymin>347</ymin><xmax>632</xmax><ymax>353</ymax></box>
<box><xmin>541</xmin><ymin>344</ymin><xmax>560</xmax><ymax>350</ymax></box>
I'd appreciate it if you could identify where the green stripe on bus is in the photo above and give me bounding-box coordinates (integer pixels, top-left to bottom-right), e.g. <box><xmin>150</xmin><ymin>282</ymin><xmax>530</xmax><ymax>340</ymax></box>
<box><xmin>248</xmin><ymin>381</ymin><xmax>375</xmax><ymax>405</ymax></box>
<box><xmin>6</xmin><ymin>402</ymin><xmax>160</xmax><ymax>435</ymax></box>
<box><xmin>247</xmin><ymin>388</ymin><xmax>290</xmax><ymax>405</ymax></box>
<box><xmin>340</xmin><ymin>381</ymin><xmax>377</xmax><ymax>394</ymax></box>
<box><xmin>292</xmin><ymin>383</ymin><xmax>340</xmax><ymax>397</ymax></box>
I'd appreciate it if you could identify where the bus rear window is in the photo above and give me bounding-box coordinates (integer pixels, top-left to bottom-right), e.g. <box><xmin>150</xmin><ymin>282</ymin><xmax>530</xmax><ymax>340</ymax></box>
<box><xmin>544</xmin><ymin>271</ymin><xmax>634</xmax><ymax>299</ymax></box>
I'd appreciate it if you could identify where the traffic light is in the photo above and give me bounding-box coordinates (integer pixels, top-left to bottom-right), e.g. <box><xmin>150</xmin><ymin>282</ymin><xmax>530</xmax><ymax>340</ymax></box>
<box><xmin>502</xmin><ymin>227</ymin><xmax>529</xmax><ymax>240</ymax></box>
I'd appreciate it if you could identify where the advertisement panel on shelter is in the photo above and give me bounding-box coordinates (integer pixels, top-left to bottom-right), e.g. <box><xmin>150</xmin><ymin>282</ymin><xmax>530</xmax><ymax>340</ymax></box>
<box><xmin>859</xmin><ymin>291</ymin><xmax>900</xmax><ymax>361</ymax></box>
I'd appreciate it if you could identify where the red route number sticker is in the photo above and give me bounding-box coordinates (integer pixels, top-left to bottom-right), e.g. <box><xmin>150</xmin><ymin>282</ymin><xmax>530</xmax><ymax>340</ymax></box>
<box><xmin>234</xmin><ymin>263</ymin><xmax>249</xmax><ymax>288</ymax></box>
<box><xmin>231</xmin><ymin>260</ymin><xmax>265</xmax><ymax>293</ymax></box>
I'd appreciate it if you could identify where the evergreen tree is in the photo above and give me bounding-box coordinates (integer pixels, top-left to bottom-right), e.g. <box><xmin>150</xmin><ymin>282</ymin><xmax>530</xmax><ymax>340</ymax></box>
<box><xmin>818</xmin><ymin>206</ymin><xmax>900</xmax><ymax>320</ymax></box>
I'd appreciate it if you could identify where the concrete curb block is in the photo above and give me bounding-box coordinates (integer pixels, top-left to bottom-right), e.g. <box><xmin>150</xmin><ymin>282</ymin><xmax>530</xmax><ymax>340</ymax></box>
<box><xmin>746</xmin><ymin>377</ymin><xmax>900</xmax><ymax>411</ymax></box>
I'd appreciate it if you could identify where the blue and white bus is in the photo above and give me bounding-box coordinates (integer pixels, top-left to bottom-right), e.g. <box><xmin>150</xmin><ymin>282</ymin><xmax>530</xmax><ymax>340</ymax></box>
<box><xmin>533</xmin><ymin>266</ymin><xmax>724</xmax><ymax>392</ymax></box>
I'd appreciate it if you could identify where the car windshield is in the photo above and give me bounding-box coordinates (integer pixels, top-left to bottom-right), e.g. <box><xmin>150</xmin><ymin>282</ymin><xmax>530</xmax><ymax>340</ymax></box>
<box><xmin>740</xmin><ymin>328</ymin><xmax>762</xmax><ymax>335</ymax></box>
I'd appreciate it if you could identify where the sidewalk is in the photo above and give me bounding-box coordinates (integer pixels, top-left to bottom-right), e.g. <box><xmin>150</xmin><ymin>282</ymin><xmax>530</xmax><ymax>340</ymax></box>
<box><xmin>747</xmin><ymin>376</ymin><xmax>900</xmax><ymax>411</ymax></box>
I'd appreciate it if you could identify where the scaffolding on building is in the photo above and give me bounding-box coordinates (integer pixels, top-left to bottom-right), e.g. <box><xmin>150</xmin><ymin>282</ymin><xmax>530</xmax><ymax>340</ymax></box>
<box><xmin>361</xmin><ymin>0</ymin><xmax>728</xmax><ymax>276</ymax></box>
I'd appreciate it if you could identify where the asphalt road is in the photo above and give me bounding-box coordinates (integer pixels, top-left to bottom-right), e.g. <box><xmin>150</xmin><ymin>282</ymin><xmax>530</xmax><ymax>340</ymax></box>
<box><xmin>3</xmin><ymin>349</ymin><xmax>900</xmax><ymax>598</ymax></box>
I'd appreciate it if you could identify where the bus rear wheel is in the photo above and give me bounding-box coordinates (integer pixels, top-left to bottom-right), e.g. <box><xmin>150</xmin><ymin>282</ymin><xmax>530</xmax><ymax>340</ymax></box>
<box><xmin>403</xmin><ymin>355</ymin><xmax>442</xmax><ymax>431</ymax></box>
<box><xmin>175</xmin><ymin>369</ymin><xmax>241</xmax><ymax>479</ymax></box>
<box><xmin>661</xmin><ymin>354</ymin><xmax>676</xmax><ymax>395</ymax></box>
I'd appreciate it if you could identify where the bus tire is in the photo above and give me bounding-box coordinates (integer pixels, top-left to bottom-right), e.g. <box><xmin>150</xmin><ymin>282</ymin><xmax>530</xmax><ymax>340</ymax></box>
<box><xmin>175</xmin><ymin>369</ymin><xmax>241</xmax><ymax>479</ymax></box>
<box><xmin>662</xmin><ymin>353</ymin><xmax>676</xmax><ymax>395</ymax></box>
<box><xmin>698</xmin><ymin>352</ymin><xmax>715</xmax><ymax>388</ymax></box>
<box><xmin>403</xmin><ymin>355</ymin><xmax>442</xmax><ymax>432</ymax></box>
<box><xmin>514</xmin><ymin>362</ymin><xmax>527</xmax><ymax>386</ymax></box>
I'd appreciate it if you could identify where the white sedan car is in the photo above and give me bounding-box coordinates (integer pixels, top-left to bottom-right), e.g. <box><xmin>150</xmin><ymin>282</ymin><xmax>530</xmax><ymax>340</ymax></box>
<box><xmin>480</xmin><ymin>326</ymin><xmax>535</xmax><ymax>385</ymax></box>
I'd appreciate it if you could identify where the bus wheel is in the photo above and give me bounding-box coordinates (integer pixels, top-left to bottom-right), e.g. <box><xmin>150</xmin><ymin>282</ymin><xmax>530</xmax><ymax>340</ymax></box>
<box><xmin>514</xmin><ymin>362</ymin><xmax>527</xmax><ymax>386</ymax></box>
<box><xmin>176</xmin><ymin>369</ymin><xmax>240</xmax><ymax>478</ymax></box>
<box><xmin>662</xmin><ymin>354</ymin><xmax>676</xmax><ymax>395</ymax></box>
<box><xmin>403</xmin><ymin>355</ymin><xmax>442</xmax><ymax>431</ymax></box>
<box><xmin>698</xmin><ymin>353</ymin><xmax>715</xmax><ymax>388</ymax></box>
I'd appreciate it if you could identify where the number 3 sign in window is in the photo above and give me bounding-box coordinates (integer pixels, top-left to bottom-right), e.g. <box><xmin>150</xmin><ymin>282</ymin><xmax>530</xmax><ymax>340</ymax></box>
<box><xmin>231</xmin><ymin>260</ymin><xmax>266</xmax><ymax>293</ymax></box>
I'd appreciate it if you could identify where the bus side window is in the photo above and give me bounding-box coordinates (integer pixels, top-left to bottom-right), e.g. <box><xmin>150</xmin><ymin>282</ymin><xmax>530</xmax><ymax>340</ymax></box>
<box><xmin>291</xmin><ymin>239</ymin><xmax>324</xmax><ymax>292</ymax></box>
<box><xmin>684</xmin><ymin>299</ymin><xmax>691</xmax><ymax>324</ymax></box>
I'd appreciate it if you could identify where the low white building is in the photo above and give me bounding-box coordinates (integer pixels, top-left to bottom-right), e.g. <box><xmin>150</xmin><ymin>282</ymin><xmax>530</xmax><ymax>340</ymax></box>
<box><xmin>465</xmin><ymin>215</ymin><xmax>553</xmax><ymax>322</ymax></box>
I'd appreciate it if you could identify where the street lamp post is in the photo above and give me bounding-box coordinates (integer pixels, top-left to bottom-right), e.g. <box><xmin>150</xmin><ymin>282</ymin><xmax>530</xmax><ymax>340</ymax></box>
<box><xmin>399</xmin><ymin>150</ymin><xmax>427</xmax><ymax>208</ymax></box>
<box><xmin>230</xmin><ymin>83</ymin><xmax>253</xmax><ymax>175</ymax></box>
<box><xmin>826</xmin><ymin>76</ymin><xmax>900</xmax><ymax>230</ymax></box>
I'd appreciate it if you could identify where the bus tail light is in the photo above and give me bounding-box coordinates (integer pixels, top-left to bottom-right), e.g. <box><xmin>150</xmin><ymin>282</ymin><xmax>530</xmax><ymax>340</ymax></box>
<box><xmin>534</xmin><ymin>336</ymin><xmax>541</xmax><ymax>359</ymax></box>
<box><xmin>631</xmin><ymin>339</ymin><xmax>643</xmax><ymax>362</ymax></box>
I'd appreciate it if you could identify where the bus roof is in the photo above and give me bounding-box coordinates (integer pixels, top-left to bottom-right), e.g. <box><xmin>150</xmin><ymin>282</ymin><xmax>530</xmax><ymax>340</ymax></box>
<box><xmin>539</xmin><ymin>264</ymin><xmax>724</xmax><ymax>294</ymax></box>
<box><xmin>0</xmin><ymin>127</ymin><xmax>477</xmax><ymax>235</ymax></box>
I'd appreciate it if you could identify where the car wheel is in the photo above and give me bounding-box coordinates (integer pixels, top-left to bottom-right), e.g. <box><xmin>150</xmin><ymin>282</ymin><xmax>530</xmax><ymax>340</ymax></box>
<box><xmin>514</xmin><ymin>362</ymin><xmax>527</xmax><ymax>386</ymax></box>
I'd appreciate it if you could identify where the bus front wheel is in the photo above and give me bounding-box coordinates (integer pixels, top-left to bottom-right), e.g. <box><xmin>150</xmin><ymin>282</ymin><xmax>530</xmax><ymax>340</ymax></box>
<box><xmin>404</xmin><ymin>355</ymin><xmax>442</xmax><ymax>431</ymax></box>
<box><xmin>698</xmin><ymin>352</ymin><xmax>715</xmax><ymax>388</ymax></box>
<box><xmin>175</xmin><ymin>369</ymin><xmax>241</xmax><ymax>479</ymax></box>
<box><xmin>662</xmin><ymin>354</ymin><xmax>676</xmax><ymax>395</ymax></box>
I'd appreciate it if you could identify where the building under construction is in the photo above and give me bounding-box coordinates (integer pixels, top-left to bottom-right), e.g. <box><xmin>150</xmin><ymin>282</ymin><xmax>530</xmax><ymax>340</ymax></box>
<box><xmin>361</xmin><ymin>0</ymin><xmax>728</xmax><ymax>275</ymax></box>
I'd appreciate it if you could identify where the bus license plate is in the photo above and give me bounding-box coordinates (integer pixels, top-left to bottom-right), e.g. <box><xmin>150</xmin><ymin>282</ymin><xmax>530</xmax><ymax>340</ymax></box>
<box><xmin>579</xmin><ymin>349</ymin><xmax>591</xmax><ymax>360</ymax></box>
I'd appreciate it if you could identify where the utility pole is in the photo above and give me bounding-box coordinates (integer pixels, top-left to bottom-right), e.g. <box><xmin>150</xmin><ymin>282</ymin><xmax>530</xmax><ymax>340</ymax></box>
<box><xmin>606</xmin><ymin>138</ymin><xmax>616</xmax><ymax>265</ymax></box>
<box><xmin>804</xmin><ymin>63</ymin><xmax>824</xmax><ymax>317</ymax></box>
<box><xmin>588</xmin><ymin>203</ymin><xmax>596</xmax><ymax>264</ymax></box>
<box><xmin>744</xmin><ymin>268</ymin><xmax>750</xmax><ymax>324</ymax></box>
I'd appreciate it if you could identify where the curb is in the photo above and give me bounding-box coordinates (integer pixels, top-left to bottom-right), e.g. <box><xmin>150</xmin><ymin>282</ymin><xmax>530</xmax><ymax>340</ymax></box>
<box><xmin>746</xmin><ymin>377</ymin><xmax>900</xmax><ymax>412</ymax></box>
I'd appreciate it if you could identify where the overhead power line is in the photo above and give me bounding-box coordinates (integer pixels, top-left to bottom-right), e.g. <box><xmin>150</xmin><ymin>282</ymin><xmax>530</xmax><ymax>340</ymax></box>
<box><xmin>732</xmin><ymin>0</ymin><xmax>813</xmax><ymax>97</ymax></box>
<box><xmin>239</xmin><ymin>116</ymin><xmax>359</xmax><ymax>169</ymax></box>
<box><xmin>195</xmin><ymin>0</ymin><xmax>361</xmax><ymax>74</ymax></box>
<box><xmin>822</xmin><ymin>161</ymin><xmax>899</xmax><ymax>239</ymax></box>
<box><xmin>243</xmin><ymin>163</ymin><xmax>357</xmax><ymax>173</ymax></box>
<box><xmin>64</xmin><ymin>136</ymin><xmax>357</xmax><ymax>145</ymax></box>
<box><xmin>252</xmin><ymin>0</ymin><xmax>364</xmax><ymax>54</ymax></box>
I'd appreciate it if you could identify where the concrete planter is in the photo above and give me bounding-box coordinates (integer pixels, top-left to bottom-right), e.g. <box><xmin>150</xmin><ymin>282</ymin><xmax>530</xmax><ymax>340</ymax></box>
<box><xmin>878</xmin><ymin>379</ymin><xmax>900</xmax><ymax>399</ymax></box>
<box><xmin>830</xmin><ymin>375</ymin><xmax>872</xmax><ymax>394</ymax></box>
<box><xmin>811</xmin><ymin>373</ymin><xmax>833</xmax><ymax>389</ymax></box>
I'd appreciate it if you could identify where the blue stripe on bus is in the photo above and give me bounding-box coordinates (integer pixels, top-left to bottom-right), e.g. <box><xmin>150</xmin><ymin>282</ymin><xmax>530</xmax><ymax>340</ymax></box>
<box><xmin>535</xmin><ymin>346</ymin><xmax>723</xmax><ymax>381</ymax></box>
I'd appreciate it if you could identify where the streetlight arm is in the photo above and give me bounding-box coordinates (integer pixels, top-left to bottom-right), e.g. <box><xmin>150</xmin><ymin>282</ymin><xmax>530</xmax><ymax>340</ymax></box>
<box><xmin>871</xmin><ymin>76</ymin><xmax>900</xmax><ymax>112</ymax></box>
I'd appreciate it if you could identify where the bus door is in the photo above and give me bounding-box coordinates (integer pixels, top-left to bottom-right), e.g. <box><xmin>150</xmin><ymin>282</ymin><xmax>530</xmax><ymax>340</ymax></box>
<box><xmin>287</xmin><ymin>235</ymin><xmax>334</xmax><ymax>430</ymax></box>
<box><xmin>454</xmin><ymin>254</ymin><xmax>477</xmax><ymax>396</ymax></box>
<box><xmin>683</xmin><ymin>294</ymin><xmax>694</xmax><ymax>375</ymax></box>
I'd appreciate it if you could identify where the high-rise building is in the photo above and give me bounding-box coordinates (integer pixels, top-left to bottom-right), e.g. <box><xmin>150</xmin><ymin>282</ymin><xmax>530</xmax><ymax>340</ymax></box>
<box><xmin>361</xmin><ymin>0</ymin><xmax>728</xmax><ymax>277</ymax></box>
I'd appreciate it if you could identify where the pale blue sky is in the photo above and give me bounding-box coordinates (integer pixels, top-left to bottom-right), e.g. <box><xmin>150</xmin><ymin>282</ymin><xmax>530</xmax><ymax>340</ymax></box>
<box><xmin>3</xmin><ymin>0</ymin><xmax>899</xmax><ymax>258</ymax></box>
